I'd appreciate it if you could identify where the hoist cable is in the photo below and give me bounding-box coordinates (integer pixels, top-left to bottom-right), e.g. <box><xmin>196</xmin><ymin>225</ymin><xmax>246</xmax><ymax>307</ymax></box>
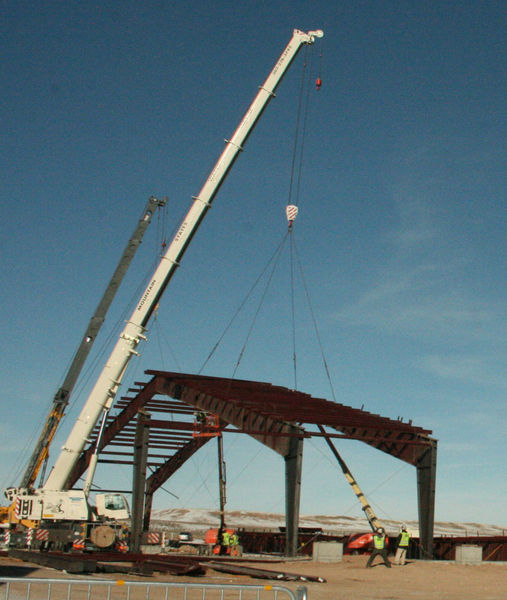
<box><xmin>288</xmin><ymin>234</ymin><xmax>396</xmax><ymax>530</ymax></box>
<box><xmin>183</xmin><ymin>454</ymin><xmax>217</xmax><ymax>506</ymax></box>
<box><xmin>317</xmin><ymin>37</ymin><xmax>324</xmax><ymax>83</ymax></box>
<box><xmin>202</xmin><ymin>47</ymin><xmax>317</xmax><ymax>387</ymax></box>
<box><xmin>153</xmin><ymin>312</ymin><xmax>183</xmax><ymax>372</ymax></box>
<box><xmin>146</xmin><ymin>466</ymin><xmax>180</xmax><ymax>499</ymax></box>
<box><xmin>227</xmin><ymin>443</ymin><xmax>265</xmax><ymax>489</ymax></box>
<box><xmin>231</xmin><ymin>232</ymin><xmax>289</xmax><ymax>380</ymax></box>
<box><xmin>285</xmin><ymin>46</ymin><xmax>317</xmax><ymax>390</ymax></box>
<box><xmin>198</xmin><ymin>231</ymin><xmax>290</xmax><ymax>374</ymax></box>
<box><xmin>293</xmin><ymin>45</ymin><xmax>316</xmax><ymax>210</ymax></box>
<box><xmin>286</xmin><ymin>45</ymin><xmax>311</xmax><ymax>208</ymax></box>
<box><xmin>292</xmin><ymin>232</ymin><xmax>338</xmax><ymax>402</ymax></box>
<box><xmin>156</xmin><ymin>199</ymin><xmax>169</xmax><ymax>253</ymax></box>
<box><xmin>289</xmin><ymin>231</ymin><xmax>298</xmax><ymax>390</ymax></box>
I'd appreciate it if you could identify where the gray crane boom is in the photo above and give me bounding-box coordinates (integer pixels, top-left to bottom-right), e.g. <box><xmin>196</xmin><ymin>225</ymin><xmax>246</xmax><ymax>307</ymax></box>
<box><xmin>42</xmin><ymin>28</ymin><xmax>324</xmax><ymax>493</ymax></box>
<box><xmin>19</xmin><ymin>196</ymin><xmax>165</xmax><ymax>490</ymax></box>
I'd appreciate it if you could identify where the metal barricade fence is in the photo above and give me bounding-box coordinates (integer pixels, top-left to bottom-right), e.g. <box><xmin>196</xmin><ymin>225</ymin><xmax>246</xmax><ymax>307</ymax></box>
<box><xmin>0</xmin><ymin>578</ymin><xmax>308</xmax><ymax>600</ymax></box>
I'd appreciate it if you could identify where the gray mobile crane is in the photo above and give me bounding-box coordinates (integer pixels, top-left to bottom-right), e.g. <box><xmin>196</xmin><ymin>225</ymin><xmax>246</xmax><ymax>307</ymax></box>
<box><xmin>20</xmin><ymin>196</ymin><xmax>166</xmax><ymax>492</ymax></box>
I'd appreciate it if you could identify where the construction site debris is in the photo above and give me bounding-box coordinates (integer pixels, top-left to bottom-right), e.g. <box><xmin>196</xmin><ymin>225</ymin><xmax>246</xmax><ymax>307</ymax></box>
<box><xmin>205</xmin><ymin>560</ymin><xmax>326</xmax><ymax>582</ymax></box>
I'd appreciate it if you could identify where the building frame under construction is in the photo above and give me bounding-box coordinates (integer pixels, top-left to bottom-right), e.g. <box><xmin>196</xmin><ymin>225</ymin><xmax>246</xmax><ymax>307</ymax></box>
<box><xmin>65</xmin><ymin>370</ymin><xmax>437</xmax><ymax>558</ymax></box>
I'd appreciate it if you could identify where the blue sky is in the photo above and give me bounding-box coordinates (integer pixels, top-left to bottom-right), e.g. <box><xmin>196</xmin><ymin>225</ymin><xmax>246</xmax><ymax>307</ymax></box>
<box><xmin>1</xmin><ymin>2</ymin><xmax>505</xmax><ymax>527</ymax></box>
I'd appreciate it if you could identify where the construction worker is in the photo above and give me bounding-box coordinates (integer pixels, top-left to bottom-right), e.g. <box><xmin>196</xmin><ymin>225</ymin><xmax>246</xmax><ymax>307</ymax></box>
<box><xmin>229</xmin><ymin>530</ymin><xmax>240</xmax><ymax>556</ymax></box>
<box><xmin>195</xmin><ymin>411</ymin><xmax>206</xmax><ymax>423</ymax></box>
<box><xmin>221</xmin><ymin>529</ymin><xmax>231</xmax><ymax>554</ymax></box>
<box><xmin>365</xmin><ymin>528</ymin><xmax>391</xmax><ymax>568</ymax></box>
<box><xmin>394</xmin><ymin>524</ymin><xmax>411</xmax><ymax>565</ymax></box>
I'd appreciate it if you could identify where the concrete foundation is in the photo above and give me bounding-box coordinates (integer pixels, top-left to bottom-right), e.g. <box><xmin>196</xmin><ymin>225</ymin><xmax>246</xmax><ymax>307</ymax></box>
<box><xmin>455</xmin><ymin>545</ymin><xmax>482</xmax><ymax>564</ymax></box>
<box><xmin>140</xmin><ymin>544</ymin><xmax>162</xmax><ymax>554</ymax></box>
<box><xmin>313</xmin><ymin>541</ymin><xmax>343</xmax><ymax>562</ymax></box>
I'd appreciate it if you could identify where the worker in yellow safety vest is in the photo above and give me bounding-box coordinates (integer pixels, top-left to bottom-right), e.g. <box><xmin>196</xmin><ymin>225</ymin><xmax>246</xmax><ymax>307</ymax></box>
<box><xmin>220</xmin><ymin>529</ymin><xmax>231</xmax><ymax>554</ymax></box>
<box><xmin>365</xmin><ymin>528</ymin><xmax>391</xmax><ymax>568</ymax></box>
<box><xmin>229</xmin><ymin>531</ymin><xmax>240</xmax><ymax>555</ymax></box>
<box><xmin>394</xmin><ymin>525</ymin><xmax>411</xmax><ymax>565</ymax></box>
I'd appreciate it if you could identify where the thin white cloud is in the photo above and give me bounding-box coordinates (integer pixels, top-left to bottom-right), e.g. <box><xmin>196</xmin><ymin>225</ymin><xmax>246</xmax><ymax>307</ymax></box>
<box><xmin>335</xmin><ymin>264</ymin><xmax>501</xmax><ymax>342</ymax></box>
<box><xmin>417</xmin><ymin>354</ymin><xmax>507</xmax><ymax>389</ymax></box>
<box><xmin>438</xmin><ymin>440</ymin><xmax>478</xmax><ymax>455</ymax></box>
<box><xmin>387</xmin><ymin>197</ymin><xmax>441</xmax><ymax>249</ymax></box>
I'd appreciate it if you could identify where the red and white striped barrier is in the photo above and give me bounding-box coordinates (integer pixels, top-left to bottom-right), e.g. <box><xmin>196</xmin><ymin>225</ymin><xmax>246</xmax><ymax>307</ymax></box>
<box><xmin>72</xmin><ymin>538</ymin><xmax>85</xmax><ymax>550</ymax></box>
<box><xmin>146</xmin><ymin>532</ymin><xmax>160</xmax><ymax>544</ymax></box>
<box><xmin>35</xmin><ymin>529</ymin><xmax>49</xmax><ymax>541</ymax></box>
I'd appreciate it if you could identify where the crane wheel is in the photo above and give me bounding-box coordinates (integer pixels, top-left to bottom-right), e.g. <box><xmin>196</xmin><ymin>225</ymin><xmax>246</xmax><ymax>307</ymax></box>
<box><xmin>90</xmin><ymin>525</ymin><xmax>116</xmax><ymax>548</ymax></box>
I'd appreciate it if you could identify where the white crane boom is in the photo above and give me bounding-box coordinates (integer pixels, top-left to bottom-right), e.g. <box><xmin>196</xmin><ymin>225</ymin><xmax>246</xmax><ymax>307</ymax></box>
<box><xmin>19</xmin><ymin>196</ymin><xmax>165</xmax><ymax>491</ymax></box>
<box><xmin>43</xmin><ymin>28</ymin><xmax>324</xmax><ymax>492</ymax></box>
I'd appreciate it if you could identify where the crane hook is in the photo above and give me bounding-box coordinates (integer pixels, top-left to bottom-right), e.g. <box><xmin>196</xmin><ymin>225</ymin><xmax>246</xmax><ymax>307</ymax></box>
<box><xmin>286</xmin><ymin>204</ymin><xmax>299</xmax><ymax>229</ymax></box>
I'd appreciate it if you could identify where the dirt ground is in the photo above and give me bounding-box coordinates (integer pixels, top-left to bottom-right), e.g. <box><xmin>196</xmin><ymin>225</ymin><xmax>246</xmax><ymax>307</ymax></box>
<box><xmin>247</xmin><ymin>555</ymin><xmax>507</xmax><ymax>600</ymax></box>
<box><xmin>1</xmin><ymin>555</ymin><xmax>506</xmax><ymax>600</ymax></box>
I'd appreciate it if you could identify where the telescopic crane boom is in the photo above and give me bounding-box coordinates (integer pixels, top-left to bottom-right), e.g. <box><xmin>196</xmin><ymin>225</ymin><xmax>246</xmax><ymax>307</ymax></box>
<box><xmin>42</xmin><ymin>28</ymin><xmax>324</xmax><ymax>494</ymax></box>
<box><xmin>19</xmin><ymin>196</ymin><xmax>165</xmax><ymax>491</ymax></box>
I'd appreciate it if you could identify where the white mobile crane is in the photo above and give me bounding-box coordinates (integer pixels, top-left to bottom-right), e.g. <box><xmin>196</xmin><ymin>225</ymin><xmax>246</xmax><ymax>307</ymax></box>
<box><xmin>20</xmin><ymin>196</ymin><xmax>166</xmax><ymax>493</ymax></box>
<box><xmin>3</xmin><ymin>196</ymin><xmax>165</xmax><ymax>550</ymax></box>
<box><xmin>5</xmin><ymin>29</ymin><xmax>324</xmax><ymax>551</ymax></box>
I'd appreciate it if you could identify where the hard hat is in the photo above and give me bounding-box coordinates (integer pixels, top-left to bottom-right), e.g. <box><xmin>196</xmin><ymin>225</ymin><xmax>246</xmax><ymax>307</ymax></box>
<box><xmin>377</xmin><ymin>528</ymin><xmax>384</xmax><ymax>533</ymax></box>
<box><xmin>402</xmin><ymin>524</ymin><xmax>407</xmax><ymax>530</ymax></box>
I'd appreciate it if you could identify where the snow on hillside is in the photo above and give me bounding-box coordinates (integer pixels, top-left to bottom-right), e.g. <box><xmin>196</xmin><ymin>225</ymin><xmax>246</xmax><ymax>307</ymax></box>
<box><xmin>151</xmin><ymin>508</ymin><xmax>506</xmax><ymax>538</ymax></box>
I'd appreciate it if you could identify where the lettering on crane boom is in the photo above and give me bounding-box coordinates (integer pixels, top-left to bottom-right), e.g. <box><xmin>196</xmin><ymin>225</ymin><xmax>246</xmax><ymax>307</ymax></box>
<box><xmin>173</xmin><ymin>221</ymin><xmax>188</xmax><ymax>244</ymax></box>
<box><xmin>137</xmin><ymin>279</ymin><xmax>156</xmax><ymax>311</ymax></box>
<box><xmin>272</xmin><ymin>44</ymin><xmax>293</xmax><ymax>76</ymax></box>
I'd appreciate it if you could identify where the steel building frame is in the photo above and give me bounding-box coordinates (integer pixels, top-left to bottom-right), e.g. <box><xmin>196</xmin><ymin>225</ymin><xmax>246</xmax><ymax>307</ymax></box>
<box><xmin>66</xmin><ymin>370</ymin><xmax>437</xmax><ymax>558</ymax></box>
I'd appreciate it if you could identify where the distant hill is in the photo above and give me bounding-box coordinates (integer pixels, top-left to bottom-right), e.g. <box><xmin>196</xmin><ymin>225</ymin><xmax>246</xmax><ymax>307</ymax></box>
<box><xmin>151</xmin><ymin>507</ymin><xmax>506</xmax><ymax>537</ymax></box>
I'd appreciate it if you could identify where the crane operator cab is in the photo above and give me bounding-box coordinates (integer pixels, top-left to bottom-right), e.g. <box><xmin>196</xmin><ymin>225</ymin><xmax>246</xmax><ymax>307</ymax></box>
<box><xmin>95</xmin><ymin>493</ymin><xmax>130</xmax><ymax>520</ymax></box>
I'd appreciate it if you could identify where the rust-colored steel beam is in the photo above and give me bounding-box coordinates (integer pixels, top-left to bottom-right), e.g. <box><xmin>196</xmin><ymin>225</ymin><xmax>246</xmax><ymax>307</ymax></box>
<box><xmin>65</xmin><ymin>374</ymin><xmax>169</xmax><ymax>487</ymax></box>
<box><xmin>138</xmin><ymin>370</ymin><xmax>434</xmax><ymax>465</ymax></box>
<box><xmin>145</xmin><ymin>435</ymin><xmax>212</xmax><ymax>495</ymax></box>
<box><xmin>69</xmin><ymin>369</ymin><xmax>435</xmax><ymax>492</ymax></box>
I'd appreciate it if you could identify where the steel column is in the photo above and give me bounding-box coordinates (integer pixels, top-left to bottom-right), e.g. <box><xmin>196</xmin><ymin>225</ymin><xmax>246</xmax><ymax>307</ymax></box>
<box><xmin>284</xmin><ymin>430</ymin><xmax>304</xmax><ymax>557</ymax></box>
<box><xmin>130</xmin><ymin>411</ymin><xmax>151</xmax><ymax>552</ymax></box>
<box><xmin>416</xmin><ymin>439</ymin><xmax>437</xmax><ymax>559</ymax></box>
<box><xmin>143</xmin><ymin>489</ymin><xmax>154</xmax><ymax>533</ymax></box>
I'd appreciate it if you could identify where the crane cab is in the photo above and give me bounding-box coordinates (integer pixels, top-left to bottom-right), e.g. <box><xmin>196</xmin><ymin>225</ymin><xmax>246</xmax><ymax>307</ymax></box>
<box><xmin>95</xmin><ymin>493</ymin><xmax>130</xmax><ymax>520</ymax></box>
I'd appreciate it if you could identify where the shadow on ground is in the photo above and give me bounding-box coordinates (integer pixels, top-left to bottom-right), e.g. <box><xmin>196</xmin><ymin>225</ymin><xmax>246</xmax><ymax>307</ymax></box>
<box><xmin>0</xmin><ymin>565</ymin><xmax>39</xmax><ymax>578</ymax></box>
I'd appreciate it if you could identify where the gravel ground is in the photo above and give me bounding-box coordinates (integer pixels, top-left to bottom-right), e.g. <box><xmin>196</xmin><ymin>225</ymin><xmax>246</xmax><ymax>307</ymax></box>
<box><xmin>1</xmin><ymin>554</ymin><xmax>506</xmax><ymax>600</ymax></box>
